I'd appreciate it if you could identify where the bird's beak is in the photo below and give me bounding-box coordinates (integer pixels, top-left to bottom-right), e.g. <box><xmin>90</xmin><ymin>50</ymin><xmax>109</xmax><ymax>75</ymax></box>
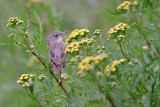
<box><xmin>61</xmin><ymin>32</ymin><xmax>67</xmax><ymax>35</ymax></box>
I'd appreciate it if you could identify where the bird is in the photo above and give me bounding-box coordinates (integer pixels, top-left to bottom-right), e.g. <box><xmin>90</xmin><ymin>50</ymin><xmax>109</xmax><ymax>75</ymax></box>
<box><xmin>47</xmin><ymin>31</ymin><xmax>67</xmax><ymax>85</ymax></box>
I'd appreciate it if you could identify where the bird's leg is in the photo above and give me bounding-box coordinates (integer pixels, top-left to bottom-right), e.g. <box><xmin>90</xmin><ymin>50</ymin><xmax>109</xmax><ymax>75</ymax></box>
<box><xmin>58</xmin><ymin>71</ymin><xmax>62</xmax><ymax>85</ymax></box>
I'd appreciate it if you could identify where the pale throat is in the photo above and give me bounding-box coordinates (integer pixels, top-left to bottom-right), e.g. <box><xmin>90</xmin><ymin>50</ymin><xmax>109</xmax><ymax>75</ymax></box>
<box><xmin>57</xmin><ymin>36</ymin><xmax>63</xmax><ymax>42</ymax></box>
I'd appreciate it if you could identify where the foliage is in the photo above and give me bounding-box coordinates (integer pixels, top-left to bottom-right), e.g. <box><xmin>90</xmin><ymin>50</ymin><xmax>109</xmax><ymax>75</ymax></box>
<box><xmin>1</xmin><ymin>0</ymin><xmax>160</xmax><ymax>106</ymax></box>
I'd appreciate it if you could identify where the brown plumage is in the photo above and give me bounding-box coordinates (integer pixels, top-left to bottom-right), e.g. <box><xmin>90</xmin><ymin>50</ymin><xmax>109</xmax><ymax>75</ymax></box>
<box><xmin>47</xmin><ymin>31</ymin><xmax>67</xmax><ymax>74</ymax></box>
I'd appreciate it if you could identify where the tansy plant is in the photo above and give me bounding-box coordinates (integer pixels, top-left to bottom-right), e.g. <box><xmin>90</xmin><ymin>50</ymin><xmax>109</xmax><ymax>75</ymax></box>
<box><xmin>1</xmin><ymin>0</ymin><xmax>160</xmax><ymax>106</ymax></box>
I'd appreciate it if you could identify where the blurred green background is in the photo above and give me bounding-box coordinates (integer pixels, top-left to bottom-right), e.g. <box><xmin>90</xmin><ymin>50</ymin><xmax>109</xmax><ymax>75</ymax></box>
<box><xmin>0</xmin><ymin>0</ymin><xmax>119</xmax><ymax>106</ymax></box>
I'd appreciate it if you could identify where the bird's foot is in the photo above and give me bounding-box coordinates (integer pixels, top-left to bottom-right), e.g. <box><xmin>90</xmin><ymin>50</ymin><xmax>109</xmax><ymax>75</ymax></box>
<box><xmin>58</xmin><ymin>80</ymin><xmax>62</xmax><ymax>85</ymax></box>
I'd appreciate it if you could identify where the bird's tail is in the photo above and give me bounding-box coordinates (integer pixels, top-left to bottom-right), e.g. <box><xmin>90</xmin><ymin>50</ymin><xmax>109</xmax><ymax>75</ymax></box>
<box><xmin>52</xmin><ymin>64</ymin><xmax>63</xmax><ymax>74</ymax></box>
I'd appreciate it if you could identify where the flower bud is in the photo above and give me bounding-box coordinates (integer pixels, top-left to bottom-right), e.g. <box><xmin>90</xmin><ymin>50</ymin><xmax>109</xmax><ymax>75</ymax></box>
<box><xmin>25</xmin><ymin>32</ymin><xmax>30</xmax><ymax>38</ymax></box>
<box><xmin>9</xmin><ymin>34</ymin><xmax>15</xmax><ymax>39</ymax></box>
<box><xmin>143</xmin><ymin>46</ymin><xmax>149</xmax><ymax>51</ymax></box>
<box><xmin>29</xmin><ymin>45</ymin><xmax>35</xmax><ymax>50</ymax></box>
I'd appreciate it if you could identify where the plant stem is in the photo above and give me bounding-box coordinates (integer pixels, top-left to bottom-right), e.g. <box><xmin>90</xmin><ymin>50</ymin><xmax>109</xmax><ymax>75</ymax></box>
<box><xmin>25</xmin><ymin>89</ymin><xmax>42</xmax><ymax>107</ymax></box>
<box><xmin>42</xmin><ymin>83</ymin><xmax>49</xmax><ymax>105</ymax></box>
<box><xmin>118</xmin><ymin>41</ymin><xmax>127</xmax><ymax>59</ymax></box>
<box><xmin>88</xmin><ymin>72</ymin><xmax>116</xmax><ymax>107</ymax></box>
<box><xmin>129</xmin><ymin>17</ymin><xmax>151</xmax><ymax>48</ymax></box>
<box><xmin>48</xmin><ymin>63</ymin><xmax>72</xmax><ymax>99</ymax></box>
<box><xmin>134</xmin><ymin>24</ymin><xmax>151</xmax><ymax>48</ymax></box>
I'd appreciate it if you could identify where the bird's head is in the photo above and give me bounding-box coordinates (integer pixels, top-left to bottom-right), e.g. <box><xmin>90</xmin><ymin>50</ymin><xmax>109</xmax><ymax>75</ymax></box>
<box><xmin>49</xmin><ymin>31</ymin><xmax>67</xmax><ymax>42</ymax></box>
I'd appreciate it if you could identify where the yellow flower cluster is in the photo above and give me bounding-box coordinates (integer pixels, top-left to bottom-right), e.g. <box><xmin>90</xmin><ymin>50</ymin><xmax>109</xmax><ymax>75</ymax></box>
<box><xmin>78</xmin><ymin>53</ymin><xmax>108</xmax><ymax>71</ymax></box>
<box><xmin>117</xmin><ymin>1</ymin><xmax>138</xmax><ymax>11</ymax></box>
<box><xmin>108</xmin><ymin>23</ymin><xmax>130</xmax><ymax>38</ymax></box>
<box><xmin>97</xmin><ymin>45</ymin><xmax>105</xmax><ymax>54</ymax></box>
<box><xmin>6</xmin><ymin>17</ymin><xmax>23</xmax><ymax>28</ymax></box>
<box><xmin>17</xmin><ymin>74</ymin><xmax>35</xmax><ymax>88</ymax></box>
<box><xmin>94</xmin><ymin>29</ymin><xmax>101</xmax><ymax>35</ymax></box>
<box><xmin>38</xmin><ymin>74</ymin><xmax>46</xmax><ymax>81</ymax></box>
<box><xmin>105</xmin><ymin>59</ymin><xmax>127</xmax><ymax>74</ymax></box>
<box><xmin>65</xmin><ymin>28</ymin><xmax>89</xmax><ymax>45</ymax></box>
<box><xmin>65</xmin><ymin>37</ymin><xmax>94</xmax><ymax>54</ymax></box>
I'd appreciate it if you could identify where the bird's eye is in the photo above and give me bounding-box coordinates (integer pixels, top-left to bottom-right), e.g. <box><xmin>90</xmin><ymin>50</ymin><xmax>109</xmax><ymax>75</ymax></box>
<box><xmin>55</xmin><ymin>35</ymin><xmax>58</xmax><ymax>37</ymax></box>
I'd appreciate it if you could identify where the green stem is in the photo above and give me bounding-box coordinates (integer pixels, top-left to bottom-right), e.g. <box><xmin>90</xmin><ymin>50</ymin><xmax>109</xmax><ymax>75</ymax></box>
<box><xmin>88</xmin><ymin>72</ymin><xmax>116</xmax><ymax>107</ymax></box>
<box><xmin>118</xmin><ymin>42</ymin><xmax>127</xmax><ymax>59</ymax></box>
<box><xmin>25</xmin><ymin>88</ymin><xmax>42</xmax><ymax>107</ymax></box>
<box><xmin>135</xmin><ymin>24</ymin><xmax>151</xmax><ymax>48</ymax></box>
<box><xmin>144</xmin><ymin>0</ymin><xmax>160</xmax><ymax>18</ymax></box>
<box><xmin>150</xmin><ymin>76</ymin><xmax>157</xmax><ymax>107</ymax></box>
<box><xmin>129</xmin><ymin>17</ymin><xmax>151</xmax><ymax>48</ymax></box>
<box><xmin>42</xmin><ymin>83</ymin><xmax>49</xmax><ymax>104</ymax></box>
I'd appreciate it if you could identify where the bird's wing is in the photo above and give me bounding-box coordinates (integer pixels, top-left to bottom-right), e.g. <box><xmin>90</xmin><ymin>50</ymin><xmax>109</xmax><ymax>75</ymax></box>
<box><xmin>49</xmin><ymin>42</ymin><xmax>67</xmax><ymax>64</ymax></box>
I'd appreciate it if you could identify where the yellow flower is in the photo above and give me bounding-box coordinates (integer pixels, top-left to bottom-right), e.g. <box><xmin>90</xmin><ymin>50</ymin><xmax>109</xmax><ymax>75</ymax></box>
<box><xmin>65</xmin><ymin>37</ymin><xmax>94</xmax><ymax>54</ymax></box>
<box><xmin>21</xmin><ymin>82</ymin><xmax>30</xmax><ymax>88</ymax></box>
<box><xmin>78</xmin><ymin>53</ymin><xmax>108</xmax><ymax>71</ymax></box>
<box><xmin>105</xmin><ymin>65</ymin><xmax>110</xmax><ymax>72</ymax></box>
<box><xmin>104</xmin><ymin>58</ymin><xmax>127</xmax><ymax>74</ymax></box>
<box><xmin>19</xmin><ymin>77</ymin><xmax>23</xmax><ymax>80</ymax></box>
<box><xmin>117</xmin><ymin>1</ymin><xmax>138</xmax><ymax>11</ymax></box>
<box><xmin>65</xmin><ymin>29</ymin><xmax>90</xmax><ymax>45</ymax></box>
<box><xmin>117</xmin><ymin>35</ymin><xmax>125</xmax><ymax>41</ymax></box>
<box><xmin>74</xmin><ymin>48</ymin><xmax>79</xmax><ymax>52</ymax></box>
<box><xmin>117</xmin><ymin>1</ymin><xmax>132</xmax><ymax>11</ymax></box>
<box><xmin>22</xmin><ymin>84</ymin><xmax>25</xmax><ymax>87</ymax></box>
<box><xmin>17</xmin><ymin>74</ymin><xmax>35</xmax><ymax>88</ymax></box>
<box><xmin>108</xmin><ymin>23</ymin><xmax>130</xmax><ymax>39</ymax></box>
<box><xmin>85</xmin><ymin>28</ymin><xmax>89</xmax><ymax>33</ymax></box>
<box><xmin>26</xmin><ymin>74</ymin><xmax>30</xmax><ymax>76</ymax></box>
<box><xmin>84</xmin><ymin>64</ymin><xmax>92</xmax><ymax>71</ymax></box>
<box><xmin>111</xmin><ymin>67</ymin><xmax>116</xmax><ymax>72</ymax></box>
<box><xmin>38</xmin><ymin>74</ymin><xmax>46</xmax><ymax>81</ymax></box>
<box><xmin>17</xmin><ymin>80</ymin><xmax>23</xmax><ymax>84</ymax></box>
<box><xmin>25</xmin><ymin>82</ymin><xmax>30</xmax><ymax>88</ymax></box>
<box><xmin>94</xmin><ymin>29</ymin><xmax>101</xmax><ymax>35</ymax></box>
<box><xmin>119</xmin><ymin>59</ymin><xmax>127</xmax><ymax>63</ymax></box>
<box><xmin>94</xmin><ymin>58</ymin><xmax>100</xmax><ymax>64</ymax></box>
<box><xmin>111</xmin><ymin>60</ymin><xmax>120</xmax><ymax>67</ymax></box>
<box><xmin>6</xmin><ymin>17</ymin><xmax>23</xmax><ymax>28</ymax></box>
<box><xmin>21</xmin><ymin>74</ymin><xmax>26</xmax><ymax>77</ymax></box>
<box><xmin>78</xmin><ymin>64</ymin><xmax>84</xmax><ymax>69</ymax></box>
<box><xmin>28</xmin><ymin>78</ymin><xmax>31</xmax><ymax>81</ymax></box>
<box><xmin>114</xmin><ymin>26</ymin><xmax>120</xmax><ymax>31</ymax></box>
<box><xmin>30</xmin><ymin>74</ymin><xmax>35</xmax><ymax>78</ymax></box>
<box><xmin>24</xmin><ymin>76</ymin><xmax>29</xmax><ymax>80</ymax></box>
<box><xmin>80</xmin><ymin>32</ymin><xmax>84</xmax><ymax>36</ymax></box>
